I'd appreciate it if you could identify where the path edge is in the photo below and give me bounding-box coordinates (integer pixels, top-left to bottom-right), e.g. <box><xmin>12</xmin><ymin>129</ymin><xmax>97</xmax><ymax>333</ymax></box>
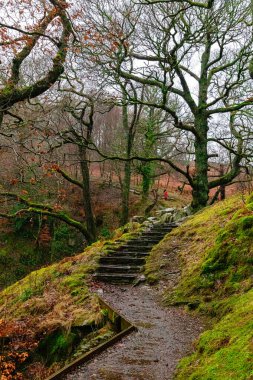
<box><xmin>45</xmin><ymin>296</ymin><xmax>137</xmax><ymax>380</ymax></box>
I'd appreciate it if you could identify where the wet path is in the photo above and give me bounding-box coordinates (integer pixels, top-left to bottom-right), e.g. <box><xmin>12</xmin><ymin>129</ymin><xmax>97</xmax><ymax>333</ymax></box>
<box><xmin>64</xmin><ymin>284</ymin><xmax>203</xmax><ymax>380</ymax></box>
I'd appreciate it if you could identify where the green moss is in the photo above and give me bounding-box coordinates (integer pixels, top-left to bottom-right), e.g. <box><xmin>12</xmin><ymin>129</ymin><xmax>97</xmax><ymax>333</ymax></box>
<box><xmin>146</xmin><ymin>272</ymin><xmax>160</xmax><ymax>284</ymax></box>
<box><xmin>239</xmin><ymin>215</ymin><xmax>253</xmax><ymax>228</ymax></box>
<box><xmin>246</xmin><ymin>191</ymin><xmax>253</xmax><ymax>205</ymax></box>
<box><xmin>61</xmin><ymin>273</ymin><xmax>85</xmax><ymax>289</ymax></box>
<box><xmin>163</xmin><ymin>197</ymin><xmax>253</xmax><ymax>309</ymax></box>
<box><xmin>37</xmin><ymin>328</ymin><xmax>79</xmax><ymax>365</ymax></box>
<box><xmin>145</xmin><ymin>238</ymin><xmax>169</xmax><ymax>283</ymax></box>
<box><xmin>198</xmin><ymin>212</ymin><xmax>253</xmax><ymax>292</ymax></box>
<box><xmin>145</xmin><ymin>194</ymin><xmax>253</xmax><ymax>379</ymax></box>
<box><xmin>19</xmin><ymin>287</ymin><xmax>43</xmax><ymax>302</ymax></box>
<box><xmin>176</xmin><ymin>290</ymin><xmax>253</xmax><ymax>380</ymax></box>
<box><xmin>70</xmin><ymin>324</ymin><xmax>115</xmax><ymax>362</ymax></box>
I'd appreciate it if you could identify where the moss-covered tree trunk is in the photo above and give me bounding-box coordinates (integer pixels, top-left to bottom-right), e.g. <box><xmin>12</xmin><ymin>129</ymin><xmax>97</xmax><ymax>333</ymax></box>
<box><xmin>191</xmin><ymin>113</ymin><xmax>209</xmax><ymax>210</ymax></box>
<box><xmin>141</xmin><ymin>163</ymin><xmax>154</xmax><ymax>201</ymax></box>
<box><xmin>141</xmin><ymin>108</ymin><xmax>156</xmax><ymax>201</ymax></box>
<box><xmin>190</xmin><ymin>38</ymin><xmax>210</xmax><ymax>211</ymax></box>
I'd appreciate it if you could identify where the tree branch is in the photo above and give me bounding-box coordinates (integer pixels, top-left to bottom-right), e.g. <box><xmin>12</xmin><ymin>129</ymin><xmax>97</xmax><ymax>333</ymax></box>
<box><xmin>0</xmin><ymin>192</ymin><xmax>91</xmax><ymax>241</ymax></box>
<box><xmin>86</xmin><ymin>143</ymin><xmax>194</xmax><ymax>186</ymax></box>
<box><xmin>55</xmin><ymin>167</ymin><xmax>84</xmax><ymax>189</ymax></box>
<box><xmin>0</xmin><ymin>0</ymin><xmax>72</xmax><ymax>111</ymax></box>
<box><xmin>141</xmin><ymin>0</ymin><xmax>214</xmax><ymax>8</ymax></box>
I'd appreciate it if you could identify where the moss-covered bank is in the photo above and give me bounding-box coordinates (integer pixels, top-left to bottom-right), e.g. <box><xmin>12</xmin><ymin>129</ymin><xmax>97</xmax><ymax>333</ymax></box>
<box><xmin>0</xmin><ymin>222</ymin><xmax>141</xmax><ymax>379</ymax></box>
<box><xmin>145</xmin><ymin>195</ymin><xmax>253</xmax><ymax>379</ymax></box>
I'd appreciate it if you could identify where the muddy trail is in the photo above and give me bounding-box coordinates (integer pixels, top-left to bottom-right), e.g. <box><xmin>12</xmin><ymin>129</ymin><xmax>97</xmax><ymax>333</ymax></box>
<box><xmin>64</xmin><ymin>284</ymin><xmax>203</xmax><ymax>380</ymax></box>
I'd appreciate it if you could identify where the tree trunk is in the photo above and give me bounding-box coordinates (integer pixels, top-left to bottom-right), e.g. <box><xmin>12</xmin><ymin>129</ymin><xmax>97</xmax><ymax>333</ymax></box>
<box><xmin>220</xmin><ymin>185</ymin><xmax>226</xmax><ymax>200</ymax></box>
<box><xmin>79</xmin><ymin>145</ymin><xmax>97</xmax><ymax>242</ymax></box>
<box><xmin>121</xmin><ymin>159</ymin><xmax>131</xmax><ymax>225</ymax></box>
<box><xmin>141</xmin><ymin>109</ymin><xmax>156</xmax><ymax>201</ymax></box>
<box><xmin>120</xmin><ymin>100</ymin><xmax>133</xmax><ymax>226</ymax></box>
<box><xmin>141</xmin><ymin>163</ymin><xmax>153</xmax><ymax>201</ymax></box>
<box><xmin>191</xmin><ymin>114</ymin><xmax>209</xmax><ymax>210</ymax></box>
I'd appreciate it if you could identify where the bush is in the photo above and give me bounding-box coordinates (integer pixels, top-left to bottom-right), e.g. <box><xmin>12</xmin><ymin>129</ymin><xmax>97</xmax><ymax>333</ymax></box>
<box><xmin>50</xmin><ymin>224</ymin><xmax>82</xmax><ymax>261</ymax></box>
<box><xmin>99</xmin><ymin>226</ymin><xmax>112</xmax><ymax>239</ymax></box>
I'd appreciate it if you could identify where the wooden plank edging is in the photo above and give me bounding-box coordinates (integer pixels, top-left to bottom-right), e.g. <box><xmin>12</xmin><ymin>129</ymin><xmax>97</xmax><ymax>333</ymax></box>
<box><xmin>45</xmin><ymin>297</ymin><xmax>137</xmax><ymax>380</ymax></box>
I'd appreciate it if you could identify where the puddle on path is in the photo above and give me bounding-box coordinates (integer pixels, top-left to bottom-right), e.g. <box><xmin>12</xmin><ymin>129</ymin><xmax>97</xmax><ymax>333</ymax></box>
<box><xmin>64</xmin><ymin>284</ymin><xmax>203</xmax><ymax>380</ymax></box>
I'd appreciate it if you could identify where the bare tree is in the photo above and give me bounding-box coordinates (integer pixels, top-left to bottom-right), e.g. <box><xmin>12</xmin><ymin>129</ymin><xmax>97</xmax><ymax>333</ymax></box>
<box><xmin>82</xmin><ymin>0</ymin><xmax>253</xmax><ymax>210</ymax></box>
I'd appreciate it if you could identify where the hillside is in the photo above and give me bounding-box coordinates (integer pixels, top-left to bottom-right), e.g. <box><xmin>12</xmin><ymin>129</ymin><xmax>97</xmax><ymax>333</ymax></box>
<box><xmin>146</xmin><ymin>194</ymin><xmax>253</xmax><ymax>379</ymax></box>
<box><xmin>1</xmin><ymin>194</ymin><xmax>252</xmax><ymax>379</ymax></box>
<box><xmin>0</xmin><ymin>223</ymin><xmax>141</xmax><ymax>379</ymax></box>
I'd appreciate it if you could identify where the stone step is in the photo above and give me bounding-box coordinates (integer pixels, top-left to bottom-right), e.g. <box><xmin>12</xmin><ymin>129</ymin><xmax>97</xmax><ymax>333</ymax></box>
<box><xmin>96</xmin><ymin>264</ymin><xmax>142</xmax><ymax>273</ymax></box>
<box><xmin>94</xmin><ymin>273</ymin><xmax>137</xmax><ymax>284</ymax></box>
<box><xmin>121</xmin><ymin>239</ymin><xmax>155</xmax><ymax>245</ymax></box>
<box><xmin>111</xmin><ymin>240</ymin><xmax>159</xmax><ymax>248</ymax></box>
<box><xmin>146</xmin><ymin>227</ymin><xmax>171</xmax><ymax>231</ymax></box>
<box><xmin>117</xmin><ymin>245</ymin><xmax>153</xmax><ymax>252</ymax></box>
<box><xmin>140</xmin><ymin>240</ymin><xmax>162</xmax><ymax>245</ymax></box>
<box><xmin>102</xmin><ymin>248</ymin><xmax>119</xmax><ymax>255</ymax></box>
<box><xmin>150</xmin><ymin>226</ymin><xmax>175</xmax><ymax>231</ymax></box>
<box><xmin>123</xmin><ymin>239</ymin><xmax>161</xmax><ymax>246</ymax></box>
<box><xmin>138</xmin><ymin>236</ymin><xmax>165</xmax><ymax>241</ymax></box>
<box><xmin>106</xmin><ymin>251</ymin><xmax>149</xmax><ymax>258</ymax></box>
<box><xmin>95</xmin><ymin>222</ymin><xmax>178</xmax><ymax>284</ymax></box>
<box><xmin>111</xmin><ymin>230</ymin><xmax>172</xmax><ymax>245</ymax></box>
<box><xmin>142</xmin><ymin>231</ymin><xmax>169</xmax><ymax>236</ymax></box>
<box><xmin>152</xmin><ymin>223</ymin><xmax>177</xmax><ymax>228</ymax></box>
<box><xmin>100</xmin><ymin>256</ymin><xmax>146</xmax><ymax>265</ymax></box>
<box><xmin>148</xmin><ymin>230</ymin><xmax>172</xmax><ymax>235</ymax></box>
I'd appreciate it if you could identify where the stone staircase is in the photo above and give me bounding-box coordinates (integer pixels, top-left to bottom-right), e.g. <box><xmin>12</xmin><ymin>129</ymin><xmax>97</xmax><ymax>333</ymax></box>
<box><xmin>94</xmin><ymin>222</ymin><xmax>177</xmax><ymax>284</ymax></box>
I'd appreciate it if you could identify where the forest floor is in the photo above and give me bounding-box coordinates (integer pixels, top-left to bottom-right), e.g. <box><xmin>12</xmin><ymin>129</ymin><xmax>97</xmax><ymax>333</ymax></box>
<box><xmin>64</xmin><ymin>283</ymin><xmax>204</xmax><ymax>380</ymax></box>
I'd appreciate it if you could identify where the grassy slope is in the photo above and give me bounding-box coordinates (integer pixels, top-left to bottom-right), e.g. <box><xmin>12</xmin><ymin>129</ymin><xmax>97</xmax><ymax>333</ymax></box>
<box><xmin>146</xmin><ymin>195</ymin><xmax>253</xmax><ymax>380</ymax></box>
<box><xmin>0</xmin><ymin>222</ymin><xmax>141</xmax><ymax>378</ymax></box>
<box><xmin>0</xmin><ymin>243</ymin><xmax>101</xmax><ymax>327</ymax></box>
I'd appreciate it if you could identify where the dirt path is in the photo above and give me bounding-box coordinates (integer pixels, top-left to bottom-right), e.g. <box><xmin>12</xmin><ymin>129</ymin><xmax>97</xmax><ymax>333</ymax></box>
<box><xmin>64</xmin><ymin>284</ymin><xmax>203</xmax><ymax>380</ymax></box>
